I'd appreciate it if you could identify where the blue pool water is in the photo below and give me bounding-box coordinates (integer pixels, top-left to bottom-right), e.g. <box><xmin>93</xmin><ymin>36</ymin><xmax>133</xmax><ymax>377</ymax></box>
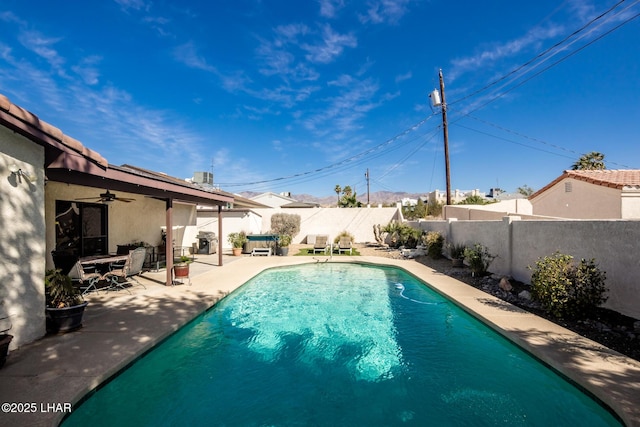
<box><xmin>63</xmin><ymin>263</ymin><xmax>621</xmax><ymax>426</ymax></box>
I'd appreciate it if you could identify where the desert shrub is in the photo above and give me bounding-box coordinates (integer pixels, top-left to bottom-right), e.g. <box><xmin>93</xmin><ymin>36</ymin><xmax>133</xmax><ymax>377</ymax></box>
<box><xmin>382</xmin><ymin>221</ymin><xmax>421</xmax><ymax>248</ymax></box>
<box><xmin>424</xmin><ymin>231</ymin><xmax>444</xmax><ymax>258</ymax></box>
<box><xmin>333</xmin><ymin>231</ymin><xmax>355</xmax><ymax>244</ymax></box>
<box><xmin>529</xmin><ymin>252</ymin><xmax>608</xmax><ymax>318</ymax></box>
<box><xmin>463</xmin><ymin>243</ymin><xmax>495</xmax><ymax>276</ymax></box>
<box><xmin>270</xmin><ymin>213</ymin><xmax>301</xmax><ymax>237</ymax></box>
<box><xmin>447</xmin><ymin>242</ymin><xmax>466</xmax><ymax>260</ymax></box>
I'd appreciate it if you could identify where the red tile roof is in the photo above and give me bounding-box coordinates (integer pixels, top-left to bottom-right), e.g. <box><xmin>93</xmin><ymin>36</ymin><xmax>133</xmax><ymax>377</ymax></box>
<box><xmin>530</xmin><ymin>170</ymin><xmax>640</xmax><ymax>199</ymax></box>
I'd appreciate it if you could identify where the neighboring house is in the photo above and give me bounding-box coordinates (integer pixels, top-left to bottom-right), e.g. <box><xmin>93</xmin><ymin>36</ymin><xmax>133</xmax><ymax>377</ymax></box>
<box><xmin>250</xmin><ymin>192</ymin><xmax>297</xmax><ymax>208</ymax></box>
<box><xmin>0</xmin><ymin>94</ymin><xmax>234</xmax><ymax>349</ymax></box>
<box><xmin>529</xmin><ymin>170</ymin><xmax>640</xmax><ymax>219</ymax></box>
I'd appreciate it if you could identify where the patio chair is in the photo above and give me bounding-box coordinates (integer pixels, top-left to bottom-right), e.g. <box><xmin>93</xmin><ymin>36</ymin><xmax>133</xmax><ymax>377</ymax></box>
<box><xmin>68</xmin><ymin>261</ymin><xmax>103</xmax><ymax>296</ymax></box>
<box><xmin>313</xmin><ymin>235</ymin><xmax>329</xmax><ymax>254</ymax></box>
<box><xmin>338</xmin><ymin>236</ymin><xmax>353</xmax><ymax>255</ymax></box>
<box><xmin>104</xmin><ymin>247</ymin><xmax>147</xmax><ymax>292</ymax></box>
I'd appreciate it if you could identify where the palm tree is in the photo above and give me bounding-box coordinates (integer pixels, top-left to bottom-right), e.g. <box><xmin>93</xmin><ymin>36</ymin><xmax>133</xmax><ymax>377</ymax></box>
<box><xmin>571</xmin><ymin>152</ymin><xmax>605</xmax><ymax>170</ymax></box>
<box><xmin>334</xmin><ymin>185</ymin><xmax>341</xmax><ymax>206</ymax></box>
<box><xmin>343</xmin><ymin>185</ymin><xmax>352</xmax><ymax>197</ymax></box>
<box><xmin>517</xmin><ymin>185</ymin><xmax>534</xmax><ymax>197</ymax></box>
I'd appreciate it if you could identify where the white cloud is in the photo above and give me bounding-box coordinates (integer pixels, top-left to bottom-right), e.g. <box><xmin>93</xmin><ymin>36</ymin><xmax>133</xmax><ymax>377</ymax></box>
<box><xmin>318</xmin><ymin>0</ymin><xmax>345</xmax><ymax>18</ymax></box>
<box><xmin>302</xmin><ymin>24</ymin><xmax>357</xmax><ymax>64</ymax></box>
<box><xmin>72</xmin><ymin>55</ymin><xmax>102</xmax><ymax>85</ymax></box>
<box><xmin>395</xmin><ymin>71</ymin><xmax>412</xmax><ymax>83</ymax></box>
<box><xmin>449</xmin><ymin>23</ymin><xmax>564</xmax><ymax>81</ymax></box>
<box><xmin>114</xmin><ymin>0</ymin><xmax>150</xmax><ymax>12</ymax></box>
<box><xmin>359</xmin><ymin>0</ymin><xmax>411</xmax><ymax>25</ymax></box>
<box><xmin>172</xmin><ymin>41</ymin><xmax>217</xmax><ymax>73</ymax></box>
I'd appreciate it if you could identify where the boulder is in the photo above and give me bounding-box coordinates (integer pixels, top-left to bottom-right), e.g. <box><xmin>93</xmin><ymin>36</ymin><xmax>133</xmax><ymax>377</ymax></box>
<box><xmin>499</xmin><ymin>277</ymin><xmax>513</xmax><ymax>292</ymax></box>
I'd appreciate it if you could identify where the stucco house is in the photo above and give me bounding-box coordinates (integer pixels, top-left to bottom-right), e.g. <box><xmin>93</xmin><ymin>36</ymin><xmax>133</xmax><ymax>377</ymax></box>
<box><xmin>529</xmin><ymin>170</ymin><xmax>640</xmax><ymax>219</ymax></box>
<box><xmin>0</xmin><ymin>94</ymin><xmax>235</xmax><ymax>349</ymax></box>
<box><xmin>250</xmin><ymin>192</ymin><xmax>298</xmax><ymax>208</ymax></box>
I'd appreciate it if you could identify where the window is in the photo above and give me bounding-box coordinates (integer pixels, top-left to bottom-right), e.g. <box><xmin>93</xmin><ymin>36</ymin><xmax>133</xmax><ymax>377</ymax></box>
<box><xmin>55</xmin><ymin>201</ymin><xmax>108</xmax><ymax>257</ymax></box>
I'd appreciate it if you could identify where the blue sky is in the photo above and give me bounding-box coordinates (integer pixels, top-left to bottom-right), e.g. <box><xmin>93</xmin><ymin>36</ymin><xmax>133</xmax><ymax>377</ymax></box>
<box><xmin>1</xmin><ymin>1</ymin><xmax>639</xmax><ymax>198</ymax></box>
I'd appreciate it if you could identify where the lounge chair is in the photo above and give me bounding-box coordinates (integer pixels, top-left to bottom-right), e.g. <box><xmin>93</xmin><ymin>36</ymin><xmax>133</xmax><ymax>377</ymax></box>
<box><xmin>338</xmin><ymin>237</ymin><xmax>353</xmax><ymax>255</ymax></box>
<box><xmin>104</xmin><ymin>247</ymin><xmax>147</xmax><ymax>292</ymax></box>
<box><xmin>313</xmin><ymin>235</ymin><xmax>329</xmax><ymax>254</ymax></box>
<box><xmin>68</xmin><ymin>261</ymin><xmax>103</xmax><ymax>296</ymax></box>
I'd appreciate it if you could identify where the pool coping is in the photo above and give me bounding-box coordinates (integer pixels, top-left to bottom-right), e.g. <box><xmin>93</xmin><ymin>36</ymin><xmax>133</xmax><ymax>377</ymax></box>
<box><xmin>0</xmin><ymin>255</ymin><xmax>638</xmax><ymax>426</ymax></box>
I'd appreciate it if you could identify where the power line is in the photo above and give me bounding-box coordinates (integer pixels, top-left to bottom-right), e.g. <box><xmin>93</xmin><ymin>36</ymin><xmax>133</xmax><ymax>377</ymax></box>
<box><xmin>217</xmin><ymin>112</ymin><xmax>438</xmax><ymax>188</ymax></box>
<box><xmin>452</xmin><ymin>3</ymin><xmax>640</xmax><ymax>115</ymax></box>
<box><xmin>449</xmin><ymin>0</ymin><xmax>631</xmax><ymax>107</ymax></box>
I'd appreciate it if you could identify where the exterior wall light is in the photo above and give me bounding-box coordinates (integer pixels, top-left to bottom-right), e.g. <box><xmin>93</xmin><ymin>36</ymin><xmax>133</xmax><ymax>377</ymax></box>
<box><xmin>8</xmin><ymin>164</ymin><xmax>34</xmax><ymax>183</ymax></box>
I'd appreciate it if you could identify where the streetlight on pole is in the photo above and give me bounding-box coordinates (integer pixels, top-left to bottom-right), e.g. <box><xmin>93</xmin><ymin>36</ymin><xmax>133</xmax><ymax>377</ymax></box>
<box><xmin>429</xmin><ymin>69</ymin><xmax>452</xmax><ymax>206</ymax></box>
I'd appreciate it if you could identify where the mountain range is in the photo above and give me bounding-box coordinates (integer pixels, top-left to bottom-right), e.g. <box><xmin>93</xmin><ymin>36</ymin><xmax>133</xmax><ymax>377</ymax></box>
<box><xmin>238</xmin><ymin>191</ymin><xmax>422</xmax><ymax>207</ymax></box>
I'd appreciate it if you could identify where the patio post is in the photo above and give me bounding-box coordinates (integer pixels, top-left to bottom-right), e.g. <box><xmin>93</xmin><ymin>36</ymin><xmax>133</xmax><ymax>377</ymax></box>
<box><xmin>166</xmin><ymin>198</ymin><xmax>173</xmax><ymax>286</ymax></box>
<box><xmin>218</xmin><ymin>205</ymin><xmax>223</xmax><ymax>266</ymax></box>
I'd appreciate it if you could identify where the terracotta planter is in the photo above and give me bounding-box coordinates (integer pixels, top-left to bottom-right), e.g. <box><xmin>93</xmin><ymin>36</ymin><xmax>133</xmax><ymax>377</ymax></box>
<box><xmin>174</xmin><ymin>264</ymin><xmax>190</xmax><ymax>278</ymax></box>
<box><xmin>232</xmin><ymin>247</ymin><xmax>243</xmax><ymax>256</ymax></box>
<box><xmin>0</xmin><ymin>334</ymin><xmax>13</xmax><ymax>368</ymax></box>
<box><xmin>45</xmin><ymin>301</ymin><xmax>88</xmax><ymax>334</ymax></box>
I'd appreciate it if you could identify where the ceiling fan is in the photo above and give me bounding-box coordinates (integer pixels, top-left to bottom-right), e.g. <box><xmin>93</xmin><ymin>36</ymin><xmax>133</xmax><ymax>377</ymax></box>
<box><xmin>75</xmin><ymin>190</ymin><xmax>135</xmax><ymax>204</ymax></box>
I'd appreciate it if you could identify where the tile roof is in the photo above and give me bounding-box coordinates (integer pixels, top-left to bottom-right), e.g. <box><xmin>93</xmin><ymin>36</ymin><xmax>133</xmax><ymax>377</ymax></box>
<box><xmin>0</xmin><ymin>94</ymin><xmax>108</xmax><ymax>167</ymax></box>
<box><xmin>529</xmin><ymin>169</ymin><xmax>640</xmax><ymax>199</ymax></box>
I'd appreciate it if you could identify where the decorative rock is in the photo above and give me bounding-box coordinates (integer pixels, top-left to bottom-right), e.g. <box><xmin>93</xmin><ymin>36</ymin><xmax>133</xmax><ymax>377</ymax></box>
<box><xmin>634</xmin><ymin>320</ymin><xmax>640</xmax><ymax>332</ymax></box>
<box><xmin>518</xmin><ymin>290</ymin><xmax>531</xmax><ymax>301</ymax></box>
<box><xmin>499</xmin><ymin>277</ymin><xmax>513</xmax><ymax>292</ymax></box>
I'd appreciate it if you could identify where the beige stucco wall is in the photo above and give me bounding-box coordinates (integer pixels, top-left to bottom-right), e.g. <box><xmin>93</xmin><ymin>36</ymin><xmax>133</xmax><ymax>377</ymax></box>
<box><xmin>46</xmin><ymin>183</ymin><xmax>197</xmax><ymax>268</ymax></box>
<box><xmin>0</xmin><ymin>126</ymin><xmax>46</xmax><ymax>349</ymax></box>
<box><xmin>621</xmin><ymin>189</ymin><xmax>640</xmax><ymax>219</ymax></box>
<box><xmin>254</xmin><ymin>207</ymin><xmax>402</xmax><ymax>244</ymax></box>
<box><xmin>531</xmin><ymin>178</ymin><xmax>622</xmax><ymax>219</ymax></box>
<box><xmin>417</xmin><ymin>217</ymin><xmax>640</xmax><ymax>320</ymax></box>
<box><xmin>197</xmin><ymin>206</ymin><xmax>401</xmax><ymax>249</ymax></box>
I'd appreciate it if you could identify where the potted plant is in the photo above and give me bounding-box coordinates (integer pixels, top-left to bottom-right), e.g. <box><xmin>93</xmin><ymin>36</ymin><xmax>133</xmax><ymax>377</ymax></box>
<box><xmin>227</xmin><ymin>231</ymin><xmax>247</xmax><ymax>256</ymax></box>
<box><xmin>174</xmin><ymin>255</ymin><xmax>192</xmax><ymax>280</ymax></box>
<box><xmin>448</xmin><ymin>243</ymin><xmax>466</xmax><ymax>267</ymax></box>
<box><xmin>277</xmin><ymin>234</ymin><xmax>292</xmax><ymax>256</ymax></box>
<box><xmin>45</xmin><ymin>269</ymin><xmax>88</xmax><ymax>334</ymax></box>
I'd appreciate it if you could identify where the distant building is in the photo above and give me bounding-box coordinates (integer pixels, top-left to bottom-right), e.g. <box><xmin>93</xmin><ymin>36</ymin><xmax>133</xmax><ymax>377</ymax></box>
<box><xmin>427</xmin><ymin>189</ymin><xmax>485</xmax><ymax>205</ymax></box>
<box><xmin>529</xmin><ymin>169</ymin><xmax>640</xmax><ymax>219</ymax></box>
<box><xmin>250</xmin><ymin>192</ymin><xmax>298</xmax><ymax>208</ymax></box>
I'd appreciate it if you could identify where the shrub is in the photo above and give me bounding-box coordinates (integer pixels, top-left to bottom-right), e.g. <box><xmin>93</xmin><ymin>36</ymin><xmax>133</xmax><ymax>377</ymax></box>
<box><xmin>424</xmin><ymin>231</ymin><xmax>444</xmax><ymax>259</ymax></box>
<box><xmin>382</xmin><ymin>222</ymin><xmax>421</xmax><ymax>248</ymax></box>
<box><xmin>333</xmin><ymin>231</ymin><xmax>355</xmax><ymax>244</ymax></box>
<box><xmin>529</xmin><ymin>252</ymin><xmax>608</xmax><ymax>318</ymax></box>
<box><xmin>447</xmin><ymin>242</ymin><xmax>466</xmax><ymax>260</ymax></box>
<box><xmin>271</xmin><ymin>213</ymin><xmax>301</xmax><ymax>237</ymax></box>
<box><xmin>463</xmin><ymin>243</ymin><xmax>495</xmax><ymax>276</ymax></box>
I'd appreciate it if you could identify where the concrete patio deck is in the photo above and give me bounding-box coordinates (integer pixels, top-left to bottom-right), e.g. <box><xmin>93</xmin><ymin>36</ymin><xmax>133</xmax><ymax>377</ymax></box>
<box><xmin>1</xmin><ymin>252</ymin><xmax>639</xmax><ymax>426</ymax></box>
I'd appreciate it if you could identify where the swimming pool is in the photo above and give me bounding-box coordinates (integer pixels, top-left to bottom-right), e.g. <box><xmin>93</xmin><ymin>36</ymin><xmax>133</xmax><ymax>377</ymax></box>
<box><xmin>63</xmin><ymin>263</ymin><xmax>621</xmax><ymax>426</ymax></box>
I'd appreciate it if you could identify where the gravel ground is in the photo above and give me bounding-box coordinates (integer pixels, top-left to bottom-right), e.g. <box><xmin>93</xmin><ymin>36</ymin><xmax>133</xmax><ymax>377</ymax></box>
<box><xmin>316</xmin><ymin>243</ymin><xmax>640</xmax><ymax>363</ymax></box>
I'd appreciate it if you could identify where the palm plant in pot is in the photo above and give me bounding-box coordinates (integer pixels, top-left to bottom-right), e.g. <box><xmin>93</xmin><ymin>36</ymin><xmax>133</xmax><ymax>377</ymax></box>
<box><xmin>45</xmin><ymin>269</ymin><xmax>88</xmax><ymax>334</ymax></box>
<box><xmin>227</xmin><ymin>231</ymin><xmax>247</xmax><ymax>256</ymax></box>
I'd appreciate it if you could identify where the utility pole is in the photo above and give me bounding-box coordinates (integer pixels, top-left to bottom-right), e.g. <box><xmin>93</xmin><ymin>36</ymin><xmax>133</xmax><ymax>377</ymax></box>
<box><xmin>365</xmin><ymin>168</ymin><xmax>370</xmax><ymax>205</ymax></box>
<box><xmin>439</xmin><ymin>69</ymin><xmax>452</xmax><ymax>206</ymax></box>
